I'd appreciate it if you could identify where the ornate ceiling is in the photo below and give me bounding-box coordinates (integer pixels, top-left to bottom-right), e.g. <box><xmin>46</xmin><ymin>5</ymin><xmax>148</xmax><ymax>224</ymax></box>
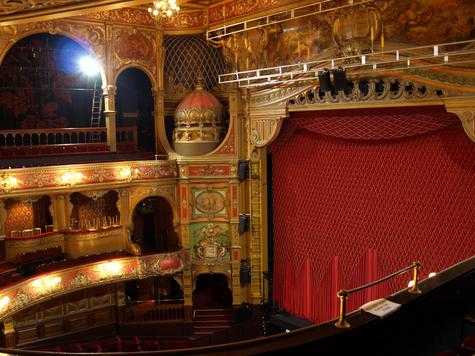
<box><xmin>0</xmin><ymin>0</ymin><xmax>288</xmax><ymax>27</ymax></box>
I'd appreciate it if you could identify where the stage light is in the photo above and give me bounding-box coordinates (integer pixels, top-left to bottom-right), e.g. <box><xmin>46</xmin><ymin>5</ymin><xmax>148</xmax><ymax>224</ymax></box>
<box><xmin>100</xmin><ymin>261</ymin><xmax>123</xmax><ymax>278</ymax></box>
<box><xmin>78</xmin><ymin>55</ymin><xmax>100</xmax><ymax>77</ymax></box>
<box><xmin>333</xmin><ymin>67</ymin><xmax>349</xmax><ymax>92</ymax></box>
<box><xmin>60</xmin><ymin>171</ymin><xmax>84</xmax><ymax>186</ymax></box>
<box><xmin>0</xmin><ymin>296</ymin><xmax>10</xmax><ymax>312</ymax></box>
<box><xmin>318</xmin><ymin>69</ymin><xmax>333</xmax><ymax>93</ymax></box>
<box><xmin>118</xmin><ymin>167</ymin><xmax>132</xmax><ymax>181</ymax></box>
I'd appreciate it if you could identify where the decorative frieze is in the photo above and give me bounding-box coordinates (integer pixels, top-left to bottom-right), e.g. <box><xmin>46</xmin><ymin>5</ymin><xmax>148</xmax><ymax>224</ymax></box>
<box><xmin>0</xmin><ymin>250</ymin><xmax>188</xmax><ymax>321</ymax></box>
<box><xmin>0</xmin><ymin>160</ymin><xmax>177</xmax><ymax>197</ymax></box>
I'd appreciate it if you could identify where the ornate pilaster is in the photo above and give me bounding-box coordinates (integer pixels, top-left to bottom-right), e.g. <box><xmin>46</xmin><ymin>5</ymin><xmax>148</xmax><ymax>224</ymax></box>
<box><xmin>64</xmin><ymin>194</ymin><xmax>73</xmax><ymax>230</ymax></box>
<box><xmin>249</xmin><ymin>104</ymin><xmax>288</xmax><ymax>148</ymax></box>
<box><xmin>2</xmin><ymin>319</ymin><xmax>15</xmax><ymax>347</ymax></box>
<box><xmin>444</xmin><ymin>97</ymin><xmax>475</xmax><ymax>142</ymax></box>
<box><xmin>52</xmin><ymin>194</ymin><xmax>66</xmax><ymax>231</ymax></box>
<box><xmin>0</xmin><ymin>200</ymin><xmax>6</xmax><ymax>237</ymax></box>
<box><xmin>118</xmin><ymin>189</ymin><xmax>130</xmax><ymax>227</ymax></box>
<box><xmin>230</xmin><ymin>223</ymin><xmax>242</xmax><ymax>305</ymax></box>
<box><xmin>103</xmin><ymin>84</ymin><xmax>117</xmax><ymax>152</ymax></box>
<box><xmin>248</xmin><ymin>148</ymin><xmax>268</xmax><ymax>304</ymax></box>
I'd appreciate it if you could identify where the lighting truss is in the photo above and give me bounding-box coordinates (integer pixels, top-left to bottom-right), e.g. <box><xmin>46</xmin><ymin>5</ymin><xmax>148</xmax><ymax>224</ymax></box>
<box><xmin>206</xmin><ymin>0</ymin><xmax>375</xmax><ymax>41</ymax></box>
<box><xmin>218</xmin><ymin>40</ymin><xmax>475</xmax><ymax>88</ymax></box>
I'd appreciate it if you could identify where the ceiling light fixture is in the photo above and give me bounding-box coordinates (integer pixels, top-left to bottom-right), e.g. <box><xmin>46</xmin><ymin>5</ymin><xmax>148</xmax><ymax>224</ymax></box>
<box><xmin>148</xmin><ymin>0</ymin><xmax>180</xmax><ymax>19</ymax></box>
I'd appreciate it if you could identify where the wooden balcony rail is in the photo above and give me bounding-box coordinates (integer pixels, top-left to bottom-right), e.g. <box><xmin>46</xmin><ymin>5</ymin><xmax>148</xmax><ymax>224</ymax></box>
<box><xmin>123</xmin><ymin>301</ymin><xmax>185</xmax><ymax>323</ymax></box>
<box><xmin>0</xmin><ymin>126</ymin><xmax>137</xmax><ymax>156</ymax></box>
<box><xmin>335</xmin><ymin>261</ymin><xmax>422</xmax><ymax>329</ymax></box>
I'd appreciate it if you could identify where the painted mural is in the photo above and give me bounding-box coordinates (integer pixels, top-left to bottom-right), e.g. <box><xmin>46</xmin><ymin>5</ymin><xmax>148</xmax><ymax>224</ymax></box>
<box><xmin>190</xmin><ymin>223</ymin><xmax>230</xmax><ymax>265</ymax></box>
<box><xmin>221</xmin><ymin>0</ymin><xmax>475</xmax><ymax>71</ymax></box>
<box><xmin>191</xmin><ymin>187</ymin><xmax>227</xmax><ymax>219</ymax></box>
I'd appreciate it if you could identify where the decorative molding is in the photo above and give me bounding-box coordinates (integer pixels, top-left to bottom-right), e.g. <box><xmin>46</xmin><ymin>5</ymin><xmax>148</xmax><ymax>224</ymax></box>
<box><xmin>0</xmin><ymin>160</ymin><xmax>177</xmax><ymax>198</ymax></box>
<box><xmin>249</xmin><ymin>105</ymin><xmax>288</xmax><ymax>148</ymax></box>
<box><xmin>444</xmin><ymin>97</ymin><xmax>475</xmax><ymax>143</ymax></box>
<box><xmin>0</xmin><ymin>250</ymin><xmax>188</xmax><ymax>321</ymax></box>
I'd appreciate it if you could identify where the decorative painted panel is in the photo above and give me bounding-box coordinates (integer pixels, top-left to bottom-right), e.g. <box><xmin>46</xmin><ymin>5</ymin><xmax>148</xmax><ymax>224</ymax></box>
<box><xmin>191</xmin><ymin>187</ymin><xmax>228</xmax><ymax>220</ymax></box>
<box><xmin>190</xmin><ymin>223</ymin><xmax>230</xmax><ymax>266</ymax></box>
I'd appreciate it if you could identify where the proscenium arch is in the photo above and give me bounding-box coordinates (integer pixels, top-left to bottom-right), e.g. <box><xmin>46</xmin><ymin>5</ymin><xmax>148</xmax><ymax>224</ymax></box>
<box><xmin>0</xmin><ymin>31</ymin><xmax>107</xmax><ymax>88</ymax></box>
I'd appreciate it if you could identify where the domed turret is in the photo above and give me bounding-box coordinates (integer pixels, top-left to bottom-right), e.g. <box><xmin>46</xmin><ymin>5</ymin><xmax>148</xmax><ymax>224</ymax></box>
<box><xmin>173</xmin><ymin>80</ymin><xmax>224</xmax><ymax>156</ymax></box>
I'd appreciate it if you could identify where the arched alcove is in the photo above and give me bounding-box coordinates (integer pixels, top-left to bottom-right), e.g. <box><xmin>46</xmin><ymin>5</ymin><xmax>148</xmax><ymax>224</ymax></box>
<box><xmin>192</xmin><ymin>273</ymin><xmax>232</xmax><ymax>309</ymax></box>
<box><xmin>131</xmin><ymin>196</ymin><xmax>179</xmax><ymax>254</ymax></box>
<box><xmin>116</xmin><ymin>67</ymin><xmax>155</xmax><ymax>154</ymax></box>
<box><xmin>0</xmin><ymin>33</ymin><xmax>103</xmax><ymax>131</ymax></box>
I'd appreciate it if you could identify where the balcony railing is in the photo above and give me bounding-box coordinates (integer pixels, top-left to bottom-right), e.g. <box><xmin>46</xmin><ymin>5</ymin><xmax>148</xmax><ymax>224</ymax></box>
<box><xmin>0</xmin><ymin>126</ymin><xmax>137</xmax><ymax>157</ymax></box>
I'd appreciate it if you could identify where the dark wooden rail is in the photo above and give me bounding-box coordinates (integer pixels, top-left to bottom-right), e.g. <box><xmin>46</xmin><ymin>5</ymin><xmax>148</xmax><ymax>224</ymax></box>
<box><xmin>0</xmin><ymin>126</ymin><xmax>137</xmax><ymax>156</ymax></box>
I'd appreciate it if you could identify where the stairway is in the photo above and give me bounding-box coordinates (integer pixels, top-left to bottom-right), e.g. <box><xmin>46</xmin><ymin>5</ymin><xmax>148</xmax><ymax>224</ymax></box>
<box><xmin>192</xmin><ymin>308</ymin><xmax>233</xmax><ymax>337</ymax></box>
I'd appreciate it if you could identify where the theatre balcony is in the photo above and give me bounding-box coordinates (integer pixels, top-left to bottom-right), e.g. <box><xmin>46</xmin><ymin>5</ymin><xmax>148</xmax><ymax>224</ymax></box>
<box><xmin>0</xmin><ymin>0</ymin><xmax>475</xmax><ymax>355</ymax></box>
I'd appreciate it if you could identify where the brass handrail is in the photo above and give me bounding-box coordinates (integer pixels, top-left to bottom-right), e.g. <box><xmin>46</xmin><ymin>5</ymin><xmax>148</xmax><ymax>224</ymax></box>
<box><xmin>335</xmin><ymin>261</ymin><xmax>421</xmax><ymax>329</ymax></box>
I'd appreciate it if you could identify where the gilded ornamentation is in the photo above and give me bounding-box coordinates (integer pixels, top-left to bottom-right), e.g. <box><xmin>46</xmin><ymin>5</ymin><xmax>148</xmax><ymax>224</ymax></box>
<box><xmin>0</xmin><ymin>161</ymin><xmax>177</xmax><ymax>198</ymax></box>
<box><xmin>0</xmin><ymin>0</ymin><xmax>87</xmax><ymax>16</ymax></box>
<box><xmin>8</xmin><ymin>20</ymin><xmax>106</xmax><ymax>61</ymax></box>
<box><xmin>191</xmin><ymin>223</ymin><xmax>230</xmax><ymax>266</ymax></box>
<box><xmin>82</xmin><ymin>8</ymin><xmax>155</xmax><ymax>27</ymax></box>
<box><xmin>287</xmin><ymin>77</ymin><xmax>450</xmax><ymax>107</ymax></box>
<box><xmin>69</xmin><ymin>273</ymin><xmax>91</xmax><ymax>289</ymax></box>
<box><xmin>186</xmin><ymin>164</ymin><xmax>232</xmax><ymax>177</ymax></box>
<box><xmin>112</xmin><ymin>26</ymin><xmax>157</xmax><ymax>82</ymax></box>
<box><xmin>191</xmin><ymin>187</ymin><xmax>227</xmax><ymax>219</ymax></box>
<box><xmin>444</xmin><ymin>97</ymin><xmax>475</xmax><ymax>143</ymax></box>
<box><xmin>0</xmin><ymin>251</ymin><xmax>188</xmax><ymax>320</ymax></box>
<box><xmin>208</xmin><ymin>0</ymin><xmax>281</xmax><ymax>25</ymax></box>
<box><xmin>161</xmin><ymin>10</ymin><xmax>208</xmax><ymax>30</ymax></box>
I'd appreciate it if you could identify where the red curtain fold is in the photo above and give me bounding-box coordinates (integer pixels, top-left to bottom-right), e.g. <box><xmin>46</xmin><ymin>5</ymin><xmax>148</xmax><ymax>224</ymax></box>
<box><xmin>271</xmin><ymin>106</ymin><xmax>475</xmax><ymax>323</ymax></box>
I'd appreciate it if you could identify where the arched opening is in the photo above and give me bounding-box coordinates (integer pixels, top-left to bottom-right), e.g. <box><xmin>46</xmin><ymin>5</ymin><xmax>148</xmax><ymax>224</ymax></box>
<box><xmin>0</xmin><ymin>33</ymin><xmax>102</xmax><ymax>131</ymax></box>
<box><xmin>116</xmin><ymin>68</ymin><xmax>155</xmax><ymax>154</ymax></box>
<box><xmin>131</xmin><ymin>196</ymin><xmax>179</xmax><ymax>254</ymax></box>
<box><xmin>192</xmin><ymin>273</ymin><xmax>232</xmax><ymax>309</ymax></box>
<box><xmin>125</xmin><ymin>275</ymin><xmax>183</xmax><ymax>304</ymax></box>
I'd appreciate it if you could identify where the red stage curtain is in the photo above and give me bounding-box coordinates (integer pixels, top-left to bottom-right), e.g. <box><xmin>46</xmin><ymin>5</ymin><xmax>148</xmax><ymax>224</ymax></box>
<box><xmin>271</xmin><ymin>106</ymin><xmax>475</xmax><ymax>323</ymax></box>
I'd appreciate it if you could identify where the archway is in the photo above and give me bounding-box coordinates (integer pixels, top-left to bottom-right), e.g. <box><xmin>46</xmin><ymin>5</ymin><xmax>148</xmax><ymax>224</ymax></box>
<box><xmin>192</xmin><ymin>273</ymin><xmax>232</xmax><ymax>309</ymax></box>
<box><xmin>0</xmin><ymin>33</ymin><xmax>102</xmax><ymax>131</ymax></box>
<box><xmin>131</xmin><ymin>196</ymin><xmax>179</xmax><ymax>254</ymax></box>
<box><xmin>116</xmin><ymin>67</ymin><xmax>155</xmax><ymax>154</ymax></box>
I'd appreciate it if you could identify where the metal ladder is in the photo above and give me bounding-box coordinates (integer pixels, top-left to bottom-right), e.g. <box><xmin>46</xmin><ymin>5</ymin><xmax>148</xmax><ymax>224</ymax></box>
<box><xmin>89</xmin><ymin>79</ymin><xmax>103</xmax><ymax>142</ymax></box>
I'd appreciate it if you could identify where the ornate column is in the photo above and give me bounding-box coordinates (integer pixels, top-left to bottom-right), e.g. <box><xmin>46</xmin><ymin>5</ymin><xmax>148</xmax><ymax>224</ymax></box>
<box><xmin>103</xmin><ymin>84</ymin><xmax>117</xmax><ymax>152</ymax></box>
<box><xmin>0</xmin><ymin>200</ymin><xmax>6</xmax><ymax>260</ymax></box>
<box><xmin>444</xmin><ymin>97</ymin><xmax>475</xmax><ymax>142</ymax></box>
<box><xmin>51</xmin><ymin>194</ymin><xmax>66</xmax><ymax>231</ymax></box>
<box><xmin>2</xmin><ymin>319</ymin><xmax>15</xmax><ymax>347</ymax></box>
<box><xmin>248</xmin><ymin>148</ymin><xmax>269</xmax><ymax>304</ymax></box>
<box><xmin>118</xmin><ymin>189</ymin><xmax>130</xmax><ymax>227</ymax></box>
<box><xmin>0</xmin><ymin>199</ymin><xmax>6</xmax><ymax>237</ymax></box>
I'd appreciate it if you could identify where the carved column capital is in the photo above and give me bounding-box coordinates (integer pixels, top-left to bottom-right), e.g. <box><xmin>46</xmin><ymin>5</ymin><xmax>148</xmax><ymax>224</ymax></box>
<box><xmin>444</xmin><ymin>97</ymin><xmax>475</xmax><ymax>142</ymax></box>
<box><xmin>249</xmin><ymin>104</ymin><xmax>288</xmax><ymax>148</ymax></box>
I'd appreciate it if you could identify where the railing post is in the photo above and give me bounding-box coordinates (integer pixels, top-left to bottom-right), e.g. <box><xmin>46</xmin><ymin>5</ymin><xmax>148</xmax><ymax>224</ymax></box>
<box><xmin>409</xmin><ymin>261</ymin><xmax>422</xmax><ymax>294</ymax></box>
<box><xmin>335</xmin><ymin>290</ymin><xmax>350</xmax><ymax>328</ymax></box>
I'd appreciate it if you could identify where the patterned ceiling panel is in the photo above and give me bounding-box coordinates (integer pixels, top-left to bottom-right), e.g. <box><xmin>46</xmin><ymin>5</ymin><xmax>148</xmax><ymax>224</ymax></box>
<box><xmin>0</xmin><ymin>0</ymin><xmax>88</xmax><ymax>16</ymax></box>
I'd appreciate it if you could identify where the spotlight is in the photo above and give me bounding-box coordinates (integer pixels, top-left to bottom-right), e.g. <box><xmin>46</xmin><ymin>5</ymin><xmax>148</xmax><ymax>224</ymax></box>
<box><xmin>78</xmin><ymin>55</ymin><xmax>100</xmax><ymax>77</ymax></box>
<box><xmin>318</xmin><ymin>69</ymin><xmax>333</xmax><ymax>93</ymax></box>
<box><xmin>333</xmin><ymin>67</ymin><xmax>349</xmax><ymax>92</ymax></box>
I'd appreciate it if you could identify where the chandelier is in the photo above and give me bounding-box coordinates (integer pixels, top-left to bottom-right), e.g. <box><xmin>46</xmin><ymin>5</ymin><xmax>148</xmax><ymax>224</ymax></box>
<box><xmin>148</xmin><ymin>0</ymin><xmax>180</xmax><ymax>18</ymax></box>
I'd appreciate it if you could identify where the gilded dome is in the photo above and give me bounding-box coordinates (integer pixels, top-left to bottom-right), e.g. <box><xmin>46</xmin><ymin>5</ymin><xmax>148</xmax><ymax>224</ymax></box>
<box><xmin>173</xmin><ymin>82</ymin><xmax>224</xmax><ymax>156</ymax></box>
